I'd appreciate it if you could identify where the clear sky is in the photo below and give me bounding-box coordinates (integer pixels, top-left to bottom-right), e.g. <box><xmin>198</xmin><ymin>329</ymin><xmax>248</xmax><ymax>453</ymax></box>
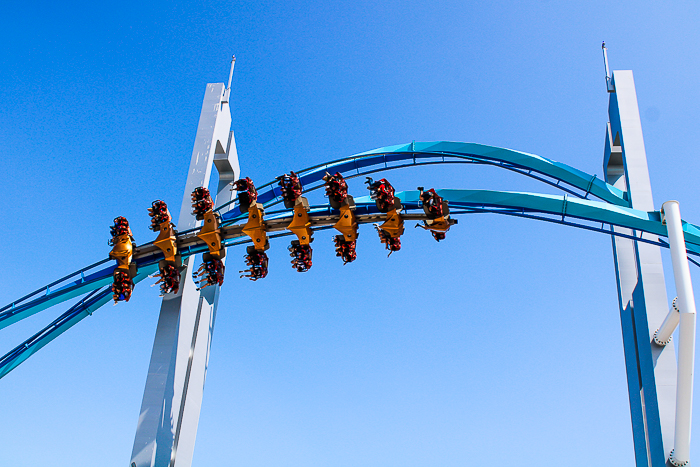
<box><xmin>1</xmin><ymin>1</ymin><xmax>700</xmax><ymax>466</ymax></box>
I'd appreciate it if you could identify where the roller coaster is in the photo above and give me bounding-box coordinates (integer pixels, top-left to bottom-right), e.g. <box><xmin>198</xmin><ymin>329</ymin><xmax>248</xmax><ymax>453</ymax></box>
<box><xmin>2</xmin><ymin>51</ymin><xmax>698</xmax><ymax>467</ymax></box>
<box><xmin>5</xmin><ymin>143</ymin><xmax>698</xmax><ymax>362</ymax></box>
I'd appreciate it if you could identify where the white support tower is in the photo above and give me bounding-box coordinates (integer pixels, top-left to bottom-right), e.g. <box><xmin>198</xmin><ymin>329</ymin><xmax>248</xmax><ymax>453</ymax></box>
<box><xmin>130</xmin><ymin>60</ymin><xmax>239</xmax><ymax>467</ymax></box>
<box><xmin>605</xmin><ymin>69</ymin><xmax>680</xmax><ymax>466</ymax></box>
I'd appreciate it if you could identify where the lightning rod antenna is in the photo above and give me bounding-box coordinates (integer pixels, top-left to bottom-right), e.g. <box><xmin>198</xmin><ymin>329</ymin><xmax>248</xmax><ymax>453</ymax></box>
<box><xmin>227</xmin><ymin>55</ymin><xmax>236</xmax><ymax>90</ymax></box>
<box><xmin>602</xmin><ymin>42</ymin><xmax>615</xmax><ymax>92</ymax></box>
<box><xmin>222</xmin><ymin>55</ymin><xmax>236</xmax><ymax>104</ymax></box>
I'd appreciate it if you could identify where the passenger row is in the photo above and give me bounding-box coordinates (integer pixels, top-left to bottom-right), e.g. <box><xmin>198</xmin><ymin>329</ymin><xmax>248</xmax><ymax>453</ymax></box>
<box><xmin>107</xmin><ymin>173</ymin><xmax>452</xmax><ymax>302</ymax></box>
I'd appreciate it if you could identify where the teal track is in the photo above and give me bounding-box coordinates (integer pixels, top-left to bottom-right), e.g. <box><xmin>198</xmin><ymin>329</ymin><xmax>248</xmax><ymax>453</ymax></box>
<box><xmin>1</xmin><ymin>142</ymin><xmax>696</xmax><ymax>380</ymax></box>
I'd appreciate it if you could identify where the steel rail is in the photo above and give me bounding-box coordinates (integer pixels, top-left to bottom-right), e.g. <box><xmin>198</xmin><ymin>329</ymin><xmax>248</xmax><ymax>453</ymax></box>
<box><xmin>3</xmin><ymin>189</ymin><xmax>698</xmax><ymax>333</ymax></box>
<box><xmin>0</xmin><ymin>209</ymin><xmax>450</xmax><ymax>331</ymax></box>
<box><xmin>0</xmin><ymin>267</ymin><xmax>154</xmax><ymax>380</ymax></box>
<box><xmin>0</xmin><ymin>258</ymin><xmax>113</xmax><ymax>314</ymax></box>
<box><xmin>2</xmin><ymin>143</ymin><xmax>618</xmax><ymax>312</ymax></box>
<box><xmin>3</xmin><ymin>188</ymin><xmax>700</xmax><ymax>378</ymax></box>
<box><xmin>215</xmin><ymin>142</ymin><xmax>627</xmax><ymax>218</ymax></box>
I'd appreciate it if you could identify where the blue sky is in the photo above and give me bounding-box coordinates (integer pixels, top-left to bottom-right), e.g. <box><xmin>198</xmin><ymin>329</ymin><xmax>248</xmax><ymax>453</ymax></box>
<box><xmin>1</xmin><ymin>1</ymin><xmax>700</xmax><ymax>466</ymax></box>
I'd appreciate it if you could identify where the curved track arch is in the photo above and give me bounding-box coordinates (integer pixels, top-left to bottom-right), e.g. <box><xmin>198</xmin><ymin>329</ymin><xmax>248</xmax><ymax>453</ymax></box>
<box><xmin>5</xmin><ymin>140</ymin><xmax>636</xmax><ymax>327</ymax></box>
<box><xmin>1</xmin><ymin>187</ymin><xmax>694</xmax><ymax>335</ymax></box>
<box><xmin>214</xmin><ymin>142</ymin><xmax>628</xmax><ymax>225</ymax></box>
<box><xmin>1</xmin><ymin>141</ymin><xmax>700</xmax><ymax>380</ymax></box>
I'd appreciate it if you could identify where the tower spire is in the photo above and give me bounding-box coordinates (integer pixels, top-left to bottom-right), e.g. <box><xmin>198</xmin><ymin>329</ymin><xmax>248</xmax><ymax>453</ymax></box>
<box><xmin>223</xmin><ymin>55</ymin><xmax>236</xmax><ymax>104</ymax></box>
<box><xmin>602</xmin><ymin>42</ymin><xmax>615</xmax><ymax>92</ymax></box>
<box><xmin>227</xmin><ymin>55</ymin><xmax>236</xmax><ymax>90</ymax></box>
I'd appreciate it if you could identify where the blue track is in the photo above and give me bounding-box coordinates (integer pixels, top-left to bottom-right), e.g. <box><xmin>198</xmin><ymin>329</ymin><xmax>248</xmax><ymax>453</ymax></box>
<box><xmin>1</xmin><ymin>142</ymin><xmax>697</xmax><ymax>380</ymax></box>
<box><xmin>215</xmin><ymin>141</ymin><xmax>628</xmax><ymax>221</ymax></box>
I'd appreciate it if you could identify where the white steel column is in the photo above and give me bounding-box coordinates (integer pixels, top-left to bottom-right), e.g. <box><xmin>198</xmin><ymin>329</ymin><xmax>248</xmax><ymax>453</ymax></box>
<box><xmin>171</xmin><ymin>131</ymin><xmax>240</xmax><ymax>467</ymax></box>
<box><xmin>663</xmin><ymin>201</ymin><xmax>697</xmax><ymax>467</ymax></box>
<box><xmin>606</xmin><ymin>70</ymin><xmax>677</xmax><ymax>466</ymax></box>
<box><xmin>131</xmin><ymin>78</ymin><xmax>237</xmax><ymax>467</ymax></box>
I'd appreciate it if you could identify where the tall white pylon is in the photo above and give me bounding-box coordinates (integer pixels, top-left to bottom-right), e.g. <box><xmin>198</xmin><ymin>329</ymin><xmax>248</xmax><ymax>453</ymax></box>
<box><xmin>130</xmin><ymin>61</ymin><xmax>239</xmax><ymax>467</ymax></box>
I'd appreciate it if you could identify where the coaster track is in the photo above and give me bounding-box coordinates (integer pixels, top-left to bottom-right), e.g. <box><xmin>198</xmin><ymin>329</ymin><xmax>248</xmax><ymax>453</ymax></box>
<box><xmin>2</xmin><ymin>142</ymin><xmax>698</xmax><ymax>381</ymax></box>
